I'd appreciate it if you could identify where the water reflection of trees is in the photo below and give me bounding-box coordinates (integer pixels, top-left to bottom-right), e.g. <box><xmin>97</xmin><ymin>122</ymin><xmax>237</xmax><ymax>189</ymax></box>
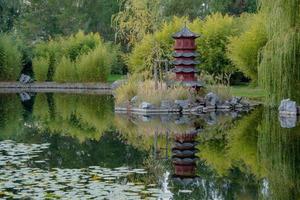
<box><xmin>197</xmin><ymin>107</ymin><xmax>300</xmax><ymax>199</ymax></box>
<box><xmin>33</xmin><ymin>93</ymin><xmax>114</xmax><ymax>142</ymax></box>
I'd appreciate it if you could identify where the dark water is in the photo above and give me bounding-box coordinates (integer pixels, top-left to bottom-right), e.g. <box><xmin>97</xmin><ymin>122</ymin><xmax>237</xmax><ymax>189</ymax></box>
<box><xmin>0</xmin><ymin>93</ymin><xmax>299</xmax><ymax>199</ymax></box>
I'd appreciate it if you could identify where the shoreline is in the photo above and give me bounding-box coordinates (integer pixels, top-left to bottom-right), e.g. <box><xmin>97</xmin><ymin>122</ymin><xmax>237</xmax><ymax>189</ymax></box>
<box><xmin>0</xmin><ymin>82</ymin><xmax>112</xmax><ymax>94</ymax></box>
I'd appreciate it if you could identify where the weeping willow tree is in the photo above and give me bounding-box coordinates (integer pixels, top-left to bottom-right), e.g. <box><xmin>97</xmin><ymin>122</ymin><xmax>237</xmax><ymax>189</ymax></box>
<box><xmin>258</xmin><ymin>0</ymin><xmax>300</xmax><ymax>105</ymax></box>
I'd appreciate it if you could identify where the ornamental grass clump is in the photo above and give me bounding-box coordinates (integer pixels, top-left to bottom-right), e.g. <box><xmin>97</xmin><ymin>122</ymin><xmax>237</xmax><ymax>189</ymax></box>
<box><xmin>115</xmin><ymin>79</ymin><xmax>190</xmax><ymax>106</ymax></box>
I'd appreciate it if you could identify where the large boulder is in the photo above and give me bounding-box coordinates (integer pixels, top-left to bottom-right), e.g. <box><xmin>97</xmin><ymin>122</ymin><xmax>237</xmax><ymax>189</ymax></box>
<box><xmin>204</xmin><ymin>92</ymin><xmax>220</xmax><ymax>107</ymax></box>
<box><xmin>161</xmin><ymin>100</ymin><xmax>174</xmax><ymax>109</ymax></box>
<box><xmin>278</xmin><ymin>99</ymin><xmax>297</xmax><ymax>116</ymax></box>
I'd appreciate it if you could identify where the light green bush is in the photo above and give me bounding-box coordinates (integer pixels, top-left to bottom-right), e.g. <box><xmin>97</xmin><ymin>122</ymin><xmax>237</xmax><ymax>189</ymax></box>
<box><xmin>0</xmin><ymin>34</ymin><xmax>22</xmax><ymax>81</ymax></box>
<box><xmin>227</xmin><ymin>14</ymin><xmax>267</xmax><ymax>84</ymax></box>
<box><xmin>77</xmin><ymin>44</ymin><xmax>114</xmax><ymax>82</ymax></box>
<box><xmin>53</xmin><ymin>57</ymin><xmax>77</xmax><ymax>82</ymax></box>
<box><xmin>33</xmin><ymin>31</ymin><xmax>119</xmax><ymax>82</ymax></box>
<box><xmin>32</xmin><ymin>57</ymin><xmax>49</xmax><ymax>81</ymax></box>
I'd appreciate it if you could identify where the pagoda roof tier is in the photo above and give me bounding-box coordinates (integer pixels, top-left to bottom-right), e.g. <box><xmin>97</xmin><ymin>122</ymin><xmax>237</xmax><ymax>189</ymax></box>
<box><xmin>171</xmin><ymin>60</ymin><xmax>200</xmax><ymax>65</ymax></box>
<box><xmin>172</xmin><ymin>52</ymin><xmax>199</xmax><ymax>58</ymax></box>
<box><xmin>173</xmin><ymin>67</ymin><xmax>199</xmax><ymax>73</ymax></box>
<box><xmin>172</xmin><ymin>27</ymin><xmax>200</xmax><ymax>39</ymax></box>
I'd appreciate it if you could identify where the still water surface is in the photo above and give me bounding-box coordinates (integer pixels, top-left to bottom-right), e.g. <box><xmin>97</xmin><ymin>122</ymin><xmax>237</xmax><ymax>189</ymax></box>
<box><xmin>0</xmin><ymin>93</ymin><xmax>299</xmax><ymax>199</ymax></box>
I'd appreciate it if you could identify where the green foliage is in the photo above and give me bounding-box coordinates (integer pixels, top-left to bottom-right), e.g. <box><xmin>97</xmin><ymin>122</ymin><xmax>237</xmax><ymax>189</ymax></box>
<box><xmin>33</xmin><ymin>31</ymin><xmax>117</xmax><ymax>82</ymax></box>
<box><xmin>77</xmin><ymin>45</ymin><xmax>115</xmax><ymax>82</ymax></box>
<box><xmin>198</xmin><ymin>13</ymin><xmax>237</xmax><ymax>81</ymax></box>
<box><xmin>227</xmin><ymin>14</ymin><xmax>268</xmax><ymax>84</ymax></box>
<box><xmin>258</xmin><ymin>0</ymin><xmax>300</xmax><ymax>105</ymax></box>
<box><xmin>0</xmin><ymin>33</ymin><xmax>22</xmax><ymax>81</ymax></box>
<box><xmin>112</xmin><ymin>0</ymin><xmax>163</xmax><ymax>48</ymax></box>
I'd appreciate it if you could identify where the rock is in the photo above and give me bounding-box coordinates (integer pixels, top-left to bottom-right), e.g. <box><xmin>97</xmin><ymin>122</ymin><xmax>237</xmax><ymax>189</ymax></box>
<box><xmin>19</xmin><ymin>74</ymin><xmax>33</xmax><ymax>84</ymax></box>
<box><xmin>204</xmin><ymin>92</ymin><xmax>219</xmax><ymax>107</ymax></box>
<box><xmin>175</xmin><ymin>100</ymin><xmax>190</xmax><ymax>109</ymax></box>
<box><xmin>278</xmin><ymin>99</ymin><xmax>297</xmax><ymax>116</ymax></box>
<box><xmin>139</xmin><ymin>102</ymin><xmax>152</xmax><ymax>109</ymax></box>
<box><xmin>216</xmin><ymin>104</ymin><xmax>232</xmax><ymax>110</ymax></box>
<box><xmin>161</xmin><ymin>100</ymin><xmax>173</xmax><ymax>109</ymax></box>
<box><xmin>230</xmin><ymin>96</ymin><xmax>242</xmax><ymax>106</ymax></box>
<box><xmin>203</xmin><ymin>106</ymin><xmax>215</xmax><ymax>113</ymax></box>
<box><xmin>111</xmin><ymin>80</ymin><xmax>126</xmax><ymax>90</ymax></box>
<box><xmin>141</xmin><ymin>115</ymin><xmax>151</xmax><ymax>122</ymax></box>
<box><xmin>279</xmin><ymin>116</ymin><xmax>297</xmax><ymax>128</ymax></box>
<box><xmin>235</xmin><ymin>103</ymin><xmax>244</xmax><ymax>109</ymax></box>
<box><xmin>130</xmin><ymin>96</ymin><xmax>138</xmax><ymax>103</ymax></box>
<box><xmin>190</xmin><ymin>106</ymin><xmax>204</xmax><ymax>114</ymax></box>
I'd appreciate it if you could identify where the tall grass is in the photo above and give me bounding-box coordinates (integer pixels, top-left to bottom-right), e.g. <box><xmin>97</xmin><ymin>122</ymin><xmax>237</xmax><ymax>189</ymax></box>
<box><xmin>32</xmin><ymin>57</ymin><xmax>49</xmax><ymax>81</ymax></box>
<box><xmin>0</xmin><ymin>34</ymin><xmax>22</xmax><ymax>81</ymax></box>
<box><xmin>115</xmin><ymin>79</ymin><xmax>190</xmax><ymax>106</ymax></box>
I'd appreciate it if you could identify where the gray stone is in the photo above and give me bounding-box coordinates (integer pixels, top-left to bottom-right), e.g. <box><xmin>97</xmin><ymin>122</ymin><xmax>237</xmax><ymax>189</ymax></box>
<box><xmin>190</xmin><ymin>106</ymin><xmax>204</xmax><ymax>114</ymax></box>
<box><xmin>19</xmin><ymin>74</ymin><xmax>32</xmax><ymax>84</ymax></box>
<box><xmin>230</xmin><ymin>96</ymin><xmax>242</xmax><ymax>106</ymax></box>
<box><xmin>175</xmin><ymin>100</ymin><xmax>190</xmax><ymax>109</ymax></box>
<box><xmin>206</xmin><ymin>112</ymin><xmax>217</xmax><ymax>125</ymax></box>
<box><xmin>111</xmin><ymin>80</ymin><xmax>126</xmax><ymax>90</ymax></box>
<box><xmin>235</xmin><ymin>103</ymin><xmax>244</xmax><ymax>109</ymax></box>
<box><xmin>203</xmin><ymin>106</ymin><xmax>215</xmax><ymax>113</ymax></box>
<box><xmin>130</xmin><ymin>96</ymin><xmax>138</xmax><ymax>103</ymax></box>
<box><xmin>204</xmin><ymin>92</ymin><xmax>219</xmax><ymax>107</ymax></box>
<box><xmin>216</xmin><ymin>104</ymin><xmax>232</xmax><ymax>110</ymax></box>
<box><xmin>278</xmin><ymin>99</ymin><xmax>297</xmax><ymax>116</ymax></box>
<box><xmin>139</xmin><ymin>102</ymin><xmax>152</xmax><ymax>109</ymax></box>
<box><xmin>161</xmin><ymin>100</ymin><xmax>173</xmax><ymax>109</ymax></box>
<box><xmin>279</xmin><ymin>116</ymin><xmax>297</xmax><ymax>128</ymax></box>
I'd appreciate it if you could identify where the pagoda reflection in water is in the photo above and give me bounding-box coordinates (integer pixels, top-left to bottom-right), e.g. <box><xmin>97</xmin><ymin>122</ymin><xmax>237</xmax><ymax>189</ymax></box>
<box><xmin>172</xmin><ymin>129</ymin><xmax>200</xmax><ymax>185</ymax></box>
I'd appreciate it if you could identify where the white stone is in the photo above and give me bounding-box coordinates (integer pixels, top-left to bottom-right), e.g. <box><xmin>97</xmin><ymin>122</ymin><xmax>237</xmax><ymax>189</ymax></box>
<box><xmin>278</xmin><ymin>99</ymin><xmax>297</xmax><ymax>116</ymax></box>
<box><xmin>19</xmin><ymin>74</ymin><xmax>32</xmax><ymax>84</ymax></box>
<box><xmin>139</xmin><ymin>102</ymin><xmax>152</xmax><ymax>109</ymax></box>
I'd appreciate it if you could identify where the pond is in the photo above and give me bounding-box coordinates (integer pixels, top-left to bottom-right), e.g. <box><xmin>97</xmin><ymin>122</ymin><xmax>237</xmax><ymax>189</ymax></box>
<box><xmin>0</xmin><ymin>93</ymin><xmax>299</xmax><ymax>199</ymax></box>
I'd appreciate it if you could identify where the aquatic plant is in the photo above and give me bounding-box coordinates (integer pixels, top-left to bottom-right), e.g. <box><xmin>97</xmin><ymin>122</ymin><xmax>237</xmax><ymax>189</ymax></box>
<box><xmin>258</xmin><ymin>0</ymin><xmax>300</xmax><ymax>105</ymax></box>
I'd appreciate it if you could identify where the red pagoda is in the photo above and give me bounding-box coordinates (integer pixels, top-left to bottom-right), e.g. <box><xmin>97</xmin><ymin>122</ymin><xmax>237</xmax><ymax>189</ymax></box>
<box><xmin>172</xmin><ymin>26</ymin><xmax>202</xmax><ymax>87</ymax></box>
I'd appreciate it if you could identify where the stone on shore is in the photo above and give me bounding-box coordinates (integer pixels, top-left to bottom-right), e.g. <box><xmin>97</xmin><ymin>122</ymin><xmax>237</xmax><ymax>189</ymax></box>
<box><xmin>278</xmin><ymin>99</ymin><xmax>297</xmax><ymax>116</ymax></box>
<box><xmin>139</xmin><ymin>102</ymin><xmax>153</xmax><ymax>109</ymax></box>
<box><xmin>19</xmin><ymin>74</ymin><xmax>32</xmax><ymax>84</ymax></box>
<box><xmin>204</xmin><ymin>92</ymin><xmax>219</xmax><ymax>107</ymax></box>
<box><xmin>175</xmin><ymin>100</ymin><xmax>190</xmax><ymax>109</ymax></box>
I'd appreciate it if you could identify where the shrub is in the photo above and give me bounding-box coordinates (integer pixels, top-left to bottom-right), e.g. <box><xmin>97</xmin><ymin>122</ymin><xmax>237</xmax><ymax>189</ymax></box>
<box><xmin>227</xmin><ymin>14</ymin><xmax>267</xmax><ymax>84</ymax></box>
<box><xmin>32</xmin><ymin>57</ymin><xmax>49</xmax><ymax>81</ymax></box>
<box><xmin>53</xmin><ymin>57</ymin><xmax>77</xmax><ymax>82</ymax></box>
<box><xmin>32</xmin><ymin>31</ymin><xmax>103</xmax><ymax>81</ymax></box>
<box><xmin>77</xmin><ymin>44</ymin><xmax>115</xmax><ymax>82</ymax></box>
<box><xmin>0</xmin><ymin>34</ymin><xmax>22</xmax><ymax>81</ymax></box>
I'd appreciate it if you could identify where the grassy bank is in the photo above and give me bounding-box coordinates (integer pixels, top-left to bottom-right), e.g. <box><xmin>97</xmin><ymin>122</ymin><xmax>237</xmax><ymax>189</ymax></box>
<box><xmin>231</xmin><ymin>85</ymin><xmax>265</xmax><ymax>100</ymax></box>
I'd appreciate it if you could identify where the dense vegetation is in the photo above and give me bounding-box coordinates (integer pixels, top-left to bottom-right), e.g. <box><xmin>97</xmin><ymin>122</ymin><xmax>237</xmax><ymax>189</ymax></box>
<box><xmin>0</xmin><ymin>0</ymin><xmax>299</xmax><ymax>104</ymax></box>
